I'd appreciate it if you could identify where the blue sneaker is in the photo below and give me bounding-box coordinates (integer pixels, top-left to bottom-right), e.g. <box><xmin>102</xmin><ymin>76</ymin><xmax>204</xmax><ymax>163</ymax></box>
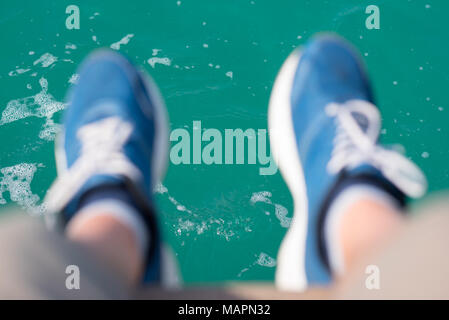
<box><xmin>44</xmin><ymin>50</ymin><xmax>169</xmax><ymax>283</ymax></box>
<box><xmin>268</xmin><ymin>35</ymin><xmax>427</xmax><ymax>291</ymax></box>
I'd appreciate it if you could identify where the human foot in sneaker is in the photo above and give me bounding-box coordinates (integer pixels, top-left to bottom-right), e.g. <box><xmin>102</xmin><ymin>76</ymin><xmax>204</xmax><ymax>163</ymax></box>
<box><xmin>268</xmin><ymin>34</ymin><xmax>426</xmax><ymax>291</ymax></box>
<box><xmin>44</xmin><ymin>50</ymin><xmax>169</xmax><ymax>282</ymax></box>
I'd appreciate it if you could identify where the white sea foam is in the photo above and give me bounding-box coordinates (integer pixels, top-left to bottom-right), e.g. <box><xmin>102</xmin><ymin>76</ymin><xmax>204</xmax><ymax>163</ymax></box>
<box><xmin>8</xmin><ymin>68</ymin><xmax>31</xmax><ymax>77</ymax></box>
<box><xmin>65</xmin><ymin>43</ymin><xmax>77</xmax><ymax>50</ymax></box>
<box><xmin>147</xmin><ymin>57</ymin><xmax>171</xmax><ymax>68</ymax></box>
<box><xmin>68</xmin><ymin>73</ymin><xmax>79</xmax><ymax>84</ymax></box>
<box><xmin>274</xmin><ymin>203</ymin><xmax>291</xmax><ymax>228</ymax></box>
<box><xmin>250</xmin><ymin>191</ymin><xmax>272</xmax><ymax>204</ymax></box>
<box><xmin>0</xmin><ymin>77</ymin><xmax>66</xmax><ymax>141</ymax></box>
<box><xmin>250</xmin><ymin>190</ymin><xmax>291</xmax><ymax>228</ymax></box>
<box><xmin>33</xmin><ymin>53</ymin><xmax>58</xmax><ymax>68</ymax></box>
<box><xmin>0</xmin><ymin>163</ymin><xmax>44</xmax><ymax>214</ymax></box>
<box><xmin>154</xmin><ymin>182</ymin><xmax>168</xmax><ymax>194</ymax></box>
<box><xmin>255</xmin><ymin>252</ymin><xmax>276</xmax><ymax>267</ymax></box>
<box><xmin>110</xmin><ymin>34</ymin><xmax>134</xmax><ymax>50</ymax></box>
<box><xmin>156</xmin><ymin>183</ymin><xmax>248</xmax><ymax>240</ymax></box>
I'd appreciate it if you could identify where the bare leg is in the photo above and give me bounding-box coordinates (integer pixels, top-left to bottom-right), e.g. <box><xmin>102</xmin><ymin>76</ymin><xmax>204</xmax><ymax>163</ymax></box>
<box><xmin>338</xmin><ymin>198</ymin><xmax>403</xmax><ymax>272</ymax></box>
<box><xmin>67</xmin><ymin>214</ymin><xmax>143</xmax><ymax>285</ymax></box>
<box><xmin>324</xmin><ymin>186</ymin><xmax>405</xmax><ymax>276</ymax></box>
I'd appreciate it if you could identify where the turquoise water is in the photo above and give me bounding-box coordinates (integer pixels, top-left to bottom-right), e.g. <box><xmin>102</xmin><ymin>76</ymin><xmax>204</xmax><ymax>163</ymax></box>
<box><xmin>0</xmin><ymin>0</ymin><xmax>448</xmax><ymax>284</ymax></box>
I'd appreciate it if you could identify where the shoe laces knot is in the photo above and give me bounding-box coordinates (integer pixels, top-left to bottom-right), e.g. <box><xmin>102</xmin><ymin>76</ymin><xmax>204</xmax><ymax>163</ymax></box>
<box><xmin>44</xmin><ymin>117</ymin><xmax>141</xmax><ymax>214</ymax></box>
<box><xmin>325</xmin><ymin>100</ymin><xmax>427</xmax><ymax>198</ymax></box>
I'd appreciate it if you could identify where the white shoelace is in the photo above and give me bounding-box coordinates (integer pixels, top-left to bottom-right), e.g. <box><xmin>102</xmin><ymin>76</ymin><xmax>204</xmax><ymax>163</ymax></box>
<box><xmin>325</xmin><ymin>100</ymin><xmax>427</xmax><ymax>198</ymax></box>
<box><xmin>44</xmin><ymin>117</ymin><xmax>142</xmax><ymax>214</ymax></box>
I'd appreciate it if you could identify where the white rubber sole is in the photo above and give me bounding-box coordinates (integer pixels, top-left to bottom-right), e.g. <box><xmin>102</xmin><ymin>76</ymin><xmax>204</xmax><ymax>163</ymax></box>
<box><xmin>268</xmin><ymin>50</ymin><xmax>309</xmax><ymax>292</ymax></box>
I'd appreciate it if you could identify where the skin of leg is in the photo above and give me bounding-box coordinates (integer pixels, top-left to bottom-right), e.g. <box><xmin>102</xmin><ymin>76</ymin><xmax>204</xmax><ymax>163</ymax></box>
<box><xmin>66</xmin><ymin>214</ymin><xmax>143</xmax><ymax>285</ymax></box>
<box><xmin>63</xmin><ymin>198</ymin><xmax>402</xmax><ymax>298</ymax></box>
<box><xmin>64</xmin><ymin>199</ymin><xmax>402</xmax><ymax>289</ymax></box>
<box><xmin>339</xmin><ymin>197</ymin><xmax>404</xmax><ymax>273</ymax></box>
